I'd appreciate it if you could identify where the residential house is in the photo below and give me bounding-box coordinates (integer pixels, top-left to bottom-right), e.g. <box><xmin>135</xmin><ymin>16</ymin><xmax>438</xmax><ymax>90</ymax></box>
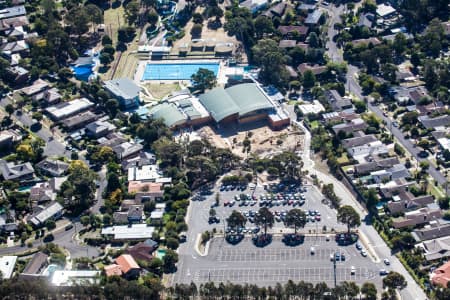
<box><xmin>262</xmin><ymin>2</ymin><xmax>286</xmax><ymax>18</ymax></box>
<box><xmin>51</xmin><ymin>270</ymin><xmax>100</xmax><ymax>286</ymax></box>
<box><xmin>354</xmin><ymin>157</ymin><xmax>400</xmax><ymax>176</ymax></box>
<box><xmin>278</xmin><ymin>40</ymin><xmax>297</xmax><ymax>49</ymax></box>
<box><xmin>28</xmin><ymin>201</ymin><xmax>64</xmax><ymax>227</ymax></box>
<box><xmin>285</xmin><ymin>65</ymin><xmax>298</xmax><ymax>78</ymax></box>
<box><xmin>104</xmin><ymin>264</ymin><xmax>123</xmax><ymax>277</ymax></box>
<box><xmin>36</xmin><ymin>159</ymin><xmax>69</xmax><ymax>177</ymax></box>
<box><xmin>0</xmin><ymin>159</ymin><xmax>34</xmax><ymax>181</ymax></box>
<box><xmin>85</xmin><ymin>120</ymin><xmax>116</xmax><ymax>138</ymax></box>
<box><xmin>20</xmin><ymin>252</ymin><xmax>48</xmax><ymax>279</ymax></box>
<box><xmin>376</xmin><ymin>3</ymin><xmax>396</xmax><ymax>19</ymax></box>
<box><xmin>98</xmin><ymin>132</ymin><xmax>127</xmax><ymax>148</ymax></box>
<box><xmin>322</xmin><ymin>111</ymin><xmax>359</xmax><ymax>124</ymax></box>
<box><xmin>121</xmin><ymin>152</ymin><xmax>156</xmax><ymax>171</ymax></box>
<box><xmin>418</xmin><ymin>236</ymin><xmax>450</xmax><ymax>261</ymax></box>
<box><xmin>298</xmin><ymin>3</ymin><xmax>315</xmax><ymax>12</ymax></box>
<box><xmin>297</xmin><ymin>63</ymin><xmax>327</xmax><ymax>76</ymax></box>
<box><xmin>101</xmin><ymin>224</ymin><xmax>155</xmax><ymax>241</ymax></box>
<box><xmin>0</xmin><ymin>16</ymin><xmax>28</xmax><ymax>32</ymax></box>
<box><xmin>332</xmin><ymin>118</ymin><xmax>368</xmax><ymax>135</ymax></box>
<box><xmin>387</xmin><ymin>191</ymin><xmax>434</xmax><ymax>215</ymax></box>
<box><xmin>431</xmin><ymin>261</ymin><xmax>450</xmax><ymax>286</ymax></box>
<box><xmin>126</xmin><ymin>239</ymin><xmax>158</xmax><ymax>262</ymax></box>
<box><xmin>392</xmin><ymin>204</ymin><xmax>442</xmax><ymax>229</ymax></box>
<box><xmin>0</xmin><ymin>40</ymin><xmax>28</xmax><ymax>54</ymax></box>
<box><xmin>0</xmin><ymin>256</ymin><xmax>17</xmax><ymax>279</ymax></box>
<box><xmin>443</xmin><ymin>21</ymin><xmax>450</xmax><ymax>36</ymax></box>
<box><xmin>418</xmin><ymin>115</ymin><xmax>450</xmax><ymax>129</ymax></box>
<box><xmin>149</xmin><ymin>203</ymin><xmax>166</xmax><ymax>224</ymax></box>
<box><xmin>370</xmin><ymin>164</ymin><xmax>410</xmax><ymax>184</ymax></box>
<box><xmin>103</xmin><ymin>78</ymin><xmax>141</xmax><ymax>109</ymax></box>
<box><xmin>239</xmin><ymin>0</ymin><xmax>268</xmax><ymax>14</ymax></box>
<box><xmin>46</xmin><ymin>98</ymin><xmax>94</xmax><ymax>121</ymax></box>
<box><xmin>128</xmin><ymin>181</ymin><xmax>164</xmax><ymax>203</ymax></box>
<box><xmin>113</xmin><ymin>204</ymin><xmax>144</xmax><ymax>224</ymax></box>
<box><xmin>5</xmin><ymin>65</ymin><xmax>28</xmax><ymax>84</ymax></box>
<box><xmin>113</xmin><ymin>142</ymin><xmax>143</xmax><ymax>160</ymax></box>
<box><xmin>341</xmin><ymin>135</ymin><xmax>377</xmax><ymax>149</ymax></box>
<box><xmin>326</xmin><ymin>90</ymin><xmax>353</xmax><ymax>112</ymax></box>
<box><xmin>413</xmin><ymin>222</ymin><xmax>450</xmax><ymax>242</ymax></box>
<box><xmin>351</xmin><ymin>37</ymin><xmax>381</xmax><ymax>47</ymax></box>
<box><xmin>29</xmin><ymin>177</ymin><xmax>66</xmax><ymax>203</ymax></box>
<box><xmin>305</xmin><ymin>9</ymin><xmax>323</xmax><ymax>26</ymax></box>
<box><xmin>278</xmin><ymin>25</ymin><xmax>309</xmax><ymax>39</ymax></box>
<box><xmin>42</xmin><ymin>88</ymin><xmax>62</xmax><ymax>105</ymax></box>
<box><xmin>0</xmin><ymin>129</ymin><xmax>22</xmax><ymax>150</ymax></box>
<box><xmin>127</xmin><ymin>164</ymin><xmax>171</xmax><ymax>183</ymax></box>
<box><xmin>379</xmin><ymin>179</ymin><xmax>415</xmax><ymax>199</ymax></box>
<box><xmin>105</xmin><ymin>254</ymin><xmax>140</xmax><ymax>279</ymax></box>
<box><xmin>20</xmin><ymin>79</ymin><xmax>49</xmax><ymax>99</ymax></box>
<box><xmin>62</xmin><ymin>111</ymin><xmax>97</xmax><ymax>130</ymax></box>
<box><xmin>347</xmin><ymin>141</ymin><xmax>388</xmax><ymax>163</ymax></box>
<box><xmin>0</xmin><ymin>5</ymin><xmax>26</xmax><ymax>20</ymax></box>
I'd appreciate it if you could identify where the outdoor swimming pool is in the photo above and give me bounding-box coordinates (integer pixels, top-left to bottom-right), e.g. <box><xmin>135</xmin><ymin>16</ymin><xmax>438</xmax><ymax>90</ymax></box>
<box><xmin>142</xmin><ymin>62</ymin><xmax>220</xmax><ymax>80</ymax></box>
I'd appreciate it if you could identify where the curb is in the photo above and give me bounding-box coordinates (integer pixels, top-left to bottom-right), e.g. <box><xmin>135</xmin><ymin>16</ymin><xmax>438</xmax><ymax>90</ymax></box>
<box><xmin>358</xmin><ymin>231</ymin><xmax>380</xmax><ymax>263</ymax></box>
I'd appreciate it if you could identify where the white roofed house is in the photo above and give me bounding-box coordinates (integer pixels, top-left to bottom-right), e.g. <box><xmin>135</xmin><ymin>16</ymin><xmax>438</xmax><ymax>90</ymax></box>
<box><xmin>101</xmin><ymin>223</ymin><xmax>155</xmax><ymax>241</ymax></box>
<box><xmin>113</xmin><ymin>142</ymin><xmax>143</xmax><ymax>160</ymax></box>
<box><xmin>103</xmin><ymin>78</ymin><xmax>141</xmax><ymax>109</ymax></box>
<box><xmin>28</xmin><ymin>201</ymin><xmax>63</xmax><ymax>228</ymax></box>
<box><xmin>0</xmin><ymin>256</ymin><xmax>17</xmax><ymax>279</ymax></box>
<box><xmin>127</xmin><ymin>164</ymin><xmax>172</xmax><ymax>184</ymax></box>
<box><xmin>45</xmin><ymin>98</ymin><xmax>94</xmax><ymax>121</ymax></box>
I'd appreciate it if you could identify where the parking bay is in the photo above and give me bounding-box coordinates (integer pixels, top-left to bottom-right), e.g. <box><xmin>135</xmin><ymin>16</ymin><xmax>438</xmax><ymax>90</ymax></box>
<box><xmin>175</xmin><ymin>236</ymin><xmax>383</xmax><ymax>288</ymax></box>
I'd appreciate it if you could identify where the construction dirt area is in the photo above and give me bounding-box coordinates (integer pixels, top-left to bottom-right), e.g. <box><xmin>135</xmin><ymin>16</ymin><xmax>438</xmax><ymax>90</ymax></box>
<box><xmin>197</xmin><ymin>123</ymin><xmax>305</xmax><ymax>159</ymax></box>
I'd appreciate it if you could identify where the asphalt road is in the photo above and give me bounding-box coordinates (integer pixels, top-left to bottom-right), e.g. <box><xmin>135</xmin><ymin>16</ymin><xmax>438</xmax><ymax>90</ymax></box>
<box><xmin>319</xmin><ymin>4</ymin><xmax>429</xmax><ymax>298</ymax></box>
<box><xmin>0</xmin><ymin>97</ymin><xmax>72</xmax><ymax>159</ymax></box>
<box><xmin>0</xmin><ymin>219</ymin><xmax>99</xmax><ymax>258</ymax></box>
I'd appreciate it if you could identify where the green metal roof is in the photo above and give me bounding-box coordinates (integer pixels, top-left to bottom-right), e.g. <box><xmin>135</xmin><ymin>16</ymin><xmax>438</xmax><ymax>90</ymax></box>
<box><xmin>198</xmin><ymin>83</ymin><xmax>273</xmax><ymax>122</ymax></box>
<box><xmin>198</xmin><ymin>87</ymin><xmax>240</xmax><ymax>122</ymax></box>
<box><xmin>225</xmin><ymin>83</ymin><xmax>273</xmax><ymax>116</ymax></box>
<box><xmin>149</xmin><ymin>102</ymin><xmax>186</xmax><ymax>127</ymax></box>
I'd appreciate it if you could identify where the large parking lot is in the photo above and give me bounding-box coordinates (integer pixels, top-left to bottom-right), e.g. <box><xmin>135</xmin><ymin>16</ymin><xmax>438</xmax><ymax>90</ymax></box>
<box><xmin>194</xmin><ymin>183</ymin><xmax>347</xmax><ymax>234</ymax></box>
<box><xmin>174</xmin><ymin>182</ymin><xmax>386</xmax><ymax>289</ymax></box>
<box><xmin>174</xmin><ymin>236</ymin><xmax>384</xmax><ymax>288</ymax></box>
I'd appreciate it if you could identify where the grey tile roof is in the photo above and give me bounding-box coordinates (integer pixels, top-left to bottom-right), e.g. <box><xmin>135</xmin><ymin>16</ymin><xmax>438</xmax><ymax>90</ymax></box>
<box><xmin>0</xmin><ymin>159</ymin><xmax>34</xmax><ymax>180</ymax></box>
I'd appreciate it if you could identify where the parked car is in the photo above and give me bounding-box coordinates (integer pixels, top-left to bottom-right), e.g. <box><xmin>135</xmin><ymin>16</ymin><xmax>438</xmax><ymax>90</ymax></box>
<box><xmin>351</xmin><ymin>266</ymin><xmax>356</xmax><ymax>275</ymax></box>
<box><xmin>379</xmin><ymin>269</ymin><xmax>388</xmax><ymax>276</ymax></box>
<box><xmin>383</xmin><ymin>258</ymin><xmax>390</xmax><ymax>265</ymax></box>
<box><xmin>355</xmin><ymin>242</ymin><xmax>362</xmax><ymax>250</ymax></box>
<box><xmin>361</xmin><ymin>249</ymin><xmax>368</xmax><ymax>257</ymax></box>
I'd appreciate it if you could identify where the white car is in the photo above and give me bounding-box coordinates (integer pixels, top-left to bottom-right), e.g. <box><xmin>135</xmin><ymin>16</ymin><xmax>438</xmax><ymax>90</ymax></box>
<box><xmin>384</xmin><ymin>258</ymin><xmax>390</xmax><ymax>265</ymax></box>
<box><xmin>361</xmin><ymin>249</ymin><xmax>368</xmax><ymax>257</ymax></box>
<box><xmin>351</xmin><ymin>266</ymin><xmax>356</xmax><ymax>275</ymax></box>
<box><xmin>310</xmin><ymin>247</ymin><xmax>315</xmax><ymax>255</ymax></box>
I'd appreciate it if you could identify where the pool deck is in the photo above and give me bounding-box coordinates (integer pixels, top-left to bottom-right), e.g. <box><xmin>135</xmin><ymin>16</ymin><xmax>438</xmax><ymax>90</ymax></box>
<box><xmin>134</xmin><ymin>59</ymin><xmax>227</xmax><ymax>85</ymax></box>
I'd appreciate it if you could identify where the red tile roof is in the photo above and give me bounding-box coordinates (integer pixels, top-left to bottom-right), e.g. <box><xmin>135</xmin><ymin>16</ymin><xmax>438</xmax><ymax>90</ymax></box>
<box><xmin>432</xmin><ymin>261</ymin><xmax>450</xmax><ymax>287</ymax></box>
<box><xmin>115</xmin><ymin>254</ymin><xmax>140</xmax><ymax>274</ymax></box>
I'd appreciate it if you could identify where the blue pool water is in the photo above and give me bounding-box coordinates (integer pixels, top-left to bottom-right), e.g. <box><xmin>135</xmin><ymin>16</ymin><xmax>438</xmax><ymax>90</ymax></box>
<box><xmin>143</xmin><ymin>62</ymin><xmax>219</xmax><ymax>80</ymax></box>
<box><xmin>72</xmin><ymin>65</ymin><xmax>93</xmax><ymax>81</ymax></box>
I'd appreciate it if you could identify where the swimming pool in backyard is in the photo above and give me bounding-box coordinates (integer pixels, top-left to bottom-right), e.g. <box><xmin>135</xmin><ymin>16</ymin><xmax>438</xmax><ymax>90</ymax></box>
<box><xmin>142</xmin><ymin>61</ymin><xmax>220</xmax><ymax>80</ymax></box>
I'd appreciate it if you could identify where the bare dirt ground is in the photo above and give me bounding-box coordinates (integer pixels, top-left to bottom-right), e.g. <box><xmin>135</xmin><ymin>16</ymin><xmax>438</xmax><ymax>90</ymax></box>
<box><xmin>197</xmin><ymin>122</ymin><xmax>305</xmax><ymax>159</ymax></box>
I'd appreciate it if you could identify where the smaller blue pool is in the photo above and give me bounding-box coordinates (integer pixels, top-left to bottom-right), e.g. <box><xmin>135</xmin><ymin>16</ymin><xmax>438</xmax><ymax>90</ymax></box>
<box><xmin>143</xmin><ymin>62</ymin><xmax>219</xmax><ymax>80</ymax></box>
<box><xmin>72</xmin><ymin>65</ymin><xmax>93</xmax><ymax>81</ymax></box>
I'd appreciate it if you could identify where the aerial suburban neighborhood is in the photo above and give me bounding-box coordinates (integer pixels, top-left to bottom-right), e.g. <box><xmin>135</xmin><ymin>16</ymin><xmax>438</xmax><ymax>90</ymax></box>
<box><xmin>0</xmin><ymin>0</ymin><xmax>448</xmax><ymax>299</ymax></box>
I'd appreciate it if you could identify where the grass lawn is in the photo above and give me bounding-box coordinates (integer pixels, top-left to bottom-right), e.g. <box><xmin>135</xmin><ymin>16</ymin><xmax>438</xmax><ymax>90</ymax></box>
<box><xmin>103</xmin><ymin>5</ymin><xmax>126</xmax><ymax>46</ymax></box>
<box><xmin>342</xmin><ymin>165</ymin><xmax>354</xmax><ymax>173</ymax></box>
<box><xmin>427</xmin><ymin>182</ymin><xmax>445</xmax><ymax>199</ymax></box>
<box><xmin>337</xmin><ymin>153</ymin><xmax>350</xmax><ymax>165</ymax></box>
<box><xmin>144</xmin><ymin>83</ymin><xmax>181</xmax><ymax>100</ymax></box>
<box><xmin>309</xmin><ymin>120</ymin><xmax>319</xmax><ymax>129</ymax></box>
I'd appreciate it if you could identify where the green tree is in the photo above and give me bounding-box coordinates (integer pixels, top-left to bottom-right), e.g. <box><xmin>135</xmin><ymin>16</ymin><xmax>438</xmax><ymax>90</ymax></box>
<box><xmin>255</xmin><ymin>207</ymin><xmax>274</xmax><ymax>235</ymax></box>
<box><xmin>226</xmin><ymin>210</ymin><xmax>246</xmax><ymax>231</ymax></box>
<box><xmin>382</xmin><ymin>271</ymin><xmax>407</xmax><ymax>291</ymax></box>
<box><xmin>125</xmin><ymin>1</ymin><xmax>140</xmax><ymax>25</ymax></box>
<box><xmin>191</xmin><ymin>23</ymin><xmax>203</xmax><ymax>37</ymax></box>
<box><xmin>5</xmin><ymin>104</ymin><xmax>14</xmax><ymax>116</ymax></box>
<box><xmin>45</xmin><ymin>220</ymin><xmax>56</xmax><ymax>230</ymax></box>
<box><xmin>438</xmin><ymin>196</ymin><xmax>450</xmax><ymax>210</ymax></box>
<box><xmin>284</xmin><ymin>209</ymin><xmax>306</xmax><ymax>234</ymax></box>
<box><xmin>191</xmin><ymin>68</ymin><xmax>216</xmax><ymax>92</ymax></box>
<box><xmin>337</xmin><ymin>205</ymin><xmax>360</xmax><ymax>234</ymax></box>
<box><xmin>354</xmin><ymin>100</ymin><xmax>366</xmax><ymax>113</ymax></box>
<box><xmin>80</xmin><ymin>215</ymin><xmax>90</xmax><ymax>227</ymax></box>
<box><xmin>302</xmin><ymin>70</ymin><xmax>316</xmax><ymax>90</ymax></box>
<box><xmin>254</xmin><ymin>15</ymin><xmax>274</xmax><ymax>39</ymax></box>
<box><xmin>147</xmin><ymin>9</ymin><xmax>159</xmax><ymax>26</ymax></box>
<box><xmin>252</xmin><ymin>39</ymin><xmax>289</xmax><ymax>87</ymax></box>
<box><xmin>162</xmin><ymin>249</ymin><xmax>179</xmax><ymax>273</ymax></box>
<box><xmin>102</xmin><ymin>213</ymin><xmax>112</xmax><ymax>226</ymax></box>
<box><xmin>102</xmin><ymin>35</ymin><xmax>112</xmax><ymax>46</ymax></box>
<box><xmin>361</xmin><ymin>282</ymin><xmax>377</xmax><ymax>300</ymax></box>
<box><xmin>307</xmin><ymin>32</ymin><xmax>319</xmax><ymax>48</ymax></box>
